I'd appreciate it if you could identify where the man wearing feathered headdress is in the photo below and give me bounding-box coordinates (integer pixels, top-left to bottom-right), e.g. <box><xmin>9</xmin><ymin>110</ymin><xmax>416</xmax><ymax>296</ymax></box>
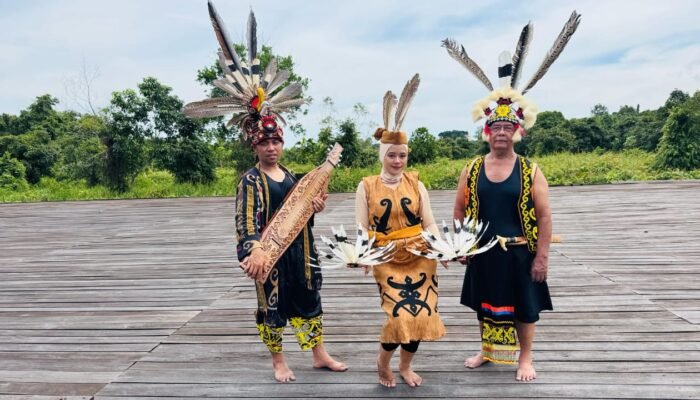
<box><xmin>444</xmin><ymin>11</ymin><xmax>581</xmax><ymax>381</ymax></box>
<box><xmin>184</xmin><ymin>1</ymin><xmax>346</xmax><ymax>382</ymax></box>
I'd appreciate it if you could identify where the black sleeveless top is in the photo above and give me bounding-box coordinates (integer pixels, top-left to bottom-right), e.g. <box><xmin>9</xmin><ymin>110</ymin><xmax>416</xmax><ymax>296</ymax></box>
<box><xmin>461</xmin><ymin>158</ymin><xmax>553</xmax><ymax>323</ymax></box>
<box><xmin>265</xmin><ymin>173</ymin><xmax>304</xmax><ymax>244</ymax></box>
<box><xmin>477</xmin><ymin>159</ymin><xmax>524</xmax><ymax>241</ymax></box>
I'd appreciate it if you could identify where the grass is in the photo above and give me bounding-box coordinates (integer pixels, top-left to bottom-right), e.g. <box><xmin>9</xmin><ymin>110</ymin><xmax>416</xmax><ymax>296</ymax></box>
<box><xmin>2</xmin><ymin>150</ymin><xmax>700</xmax><ymax>203</ymax></box>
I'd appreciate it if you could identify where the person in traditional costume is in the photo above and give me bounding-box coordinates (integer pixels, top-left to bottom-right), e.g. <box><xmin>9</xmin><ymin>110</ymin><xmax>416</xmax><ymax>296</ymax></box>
<box><xmin>443</xmin><ymin>11</ymin><xmax>581</xmax><ymax>381</ymax></box>
<box><xmin>355</xmin><ymin>74</ymin><xmax>446</xmax><ymax>388</ymax></box>
<box><xmin>183</xmin><ymin>1</ymin><xmax>346</xmax><ymax>383</ymax></box>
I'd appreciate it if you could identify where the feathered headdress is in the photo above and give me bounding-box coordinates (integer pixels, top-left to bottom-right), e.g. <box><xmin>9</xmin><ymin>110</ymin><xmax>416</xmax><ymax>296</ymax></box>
<box><xmin>443</xmin><ymin>11</ymin><xmax>581</xmax><ymax>141</ymax></box>
<box><xmin>373</xmin><ymin>73</ymin><xmax>420</xmax><ymax>145</ymax></box>
<box><xmin>183</xmin><ymin>1</ymin><xmax>308</xmax><ymax>146</ymax></box>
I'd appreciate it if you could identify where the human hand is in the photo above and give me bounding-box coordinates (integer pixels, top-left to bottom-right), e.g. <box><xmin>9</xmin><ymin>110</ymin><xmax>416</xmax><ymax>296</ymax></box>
<box><xmin>359</xmin><ymin>264</ymin><xmax>371</xmax><ymax>276</ymax></box>
<box><xmin>312</xmin><ymin>193</ymin><xmax>329</xmax><ymax>213</ymax></box>
<box><xmin>241</xmin><ymin>248</ymin><xmax>269</xmax><ymax>282</ymax></box>
<box><xmin>456</xmin><ymin>256</ymin><xmax>472</xmax><ymax>265</ymax></box>
<box><xmin>531</xmin><ymin>255</ymin><xmax>548</xmax><ymax>282</ymax></box>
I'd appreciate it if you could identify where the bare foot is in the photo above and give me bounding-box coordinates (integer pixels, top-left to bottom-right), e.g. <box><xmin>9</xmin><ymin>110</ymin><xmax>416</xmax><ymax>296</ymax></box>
<box><xmin>399</xmin><ymin>367</ymin><xmax>422</xmax><ymax>387</ymax></box>
<box><xmin>377</xmin><ymin>355</ymin><xmax>396</xmax><ymax>388</ymax></box>
<box><xmin>312</xmin><ymin>355</ymin><xmax>348</xmax><ymax>372</ymax></box>
<box><xmin>273</xmin><ymin>359</ymin><xmax>296</xmax><ymax>383</ymax></box>
<box><xmin>516</xmin><ymin>358</ymin><xmax>536</xmax><ymax>381</ymax></box>
<box><xmin>464</xmin><ymin>352</ymin><xmax>489</xmax><ymax>369</ymax></box>
<box><xmin>312</xmin><ymin>344</ymin><xmax>348</xmax><ymax>372</ymax></box>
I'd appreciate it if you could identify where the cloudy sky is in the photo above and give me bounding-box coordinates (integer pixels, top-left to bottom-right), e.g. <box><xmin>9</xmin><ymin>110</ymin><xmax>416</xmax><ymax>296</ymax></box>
<box><xmin>1</xmin><ymin>0</ymin><xmax>699</xmax><ymax>143</ymax></box>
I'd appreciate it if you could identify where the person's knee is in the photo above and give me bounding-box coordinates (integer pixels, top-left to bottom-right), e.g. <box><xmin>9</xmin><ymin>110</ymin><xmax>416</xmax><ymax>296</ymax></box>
<box><xmin>400</xmin><ymin>341</ymin><xmax>420</xmax><ymax>353</ymax></box>
<box><xmin>381</xmin><ymin>342</ymin><xmax>400</xmax><ymax>352</ymax></box>
<box><xmin>516</xmin><ymin>314</ymin><xmax>540</xmax><ymax>324</ymax></box>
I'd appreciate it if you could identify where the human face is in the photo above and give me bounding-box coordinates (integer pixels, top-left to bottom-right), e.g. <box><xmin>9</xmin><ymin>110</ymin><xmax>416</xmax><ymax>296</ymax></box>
<box><xmin>383</xmin><ymin>145</ymin><xmax>408</xmax><ymax>175</ymax></box>
<box><xmin>254</xmin><ymin>138</ymin><xmax>283</xmax><ymax>166</ymax></box>
<box><xmin>488</xmin><ymin>121</ymin><xmax>516</xmax><ymax>150</ymax></box>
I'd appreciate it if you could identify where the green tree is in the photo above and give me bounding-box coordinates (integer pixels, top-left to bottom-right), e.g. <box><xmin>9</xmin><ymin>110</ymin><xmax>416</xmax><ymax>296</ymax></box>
<box><xmin>55</xmin><ymin>114</ymin><xmax>108</xmax><ymax>185</ymax></box>
<box><xmin>0</xmin><ymin>114</ymin><xmax>19</xmax><ymax>134</ymax></box>
<box><xmin>102</xmin><ymin>89</ymin><xmax>148</xmax><ymax>191</ymax></box>
<box><xmin>654</xmin><ymin>103</ymin><xmax>700</xmax><ymax>170</ymax></box>
<box><xmin>523</xmin><ymin>111</ymin><xmax>573</xmax><ymax>155</ymax></box>
<box><xmin>623</xmin><ymin>110</ymin><xmax>664</xmax><ymax>152</ymax></box>
<box><xmin>527</xmin><ymin>127</ymin><xmax>576</xmax><ymax>155</ymax></box>
<box><xmin>333</xmin><ymin>119</ymin><xmax>363</xmax><ymax>167</ymax></box>
<box><xmin>14</xmin><ymin>95</ymin><xmax>73</xmax><ymax>140</ymax></box>
<box><xmin>0</xmin><ymin>152</ymin><xmax>29</xmax><ymax>191</ymax></box>
<box><xmin>408</xmin><ymin>127</ymin><xmax>438</xmax><ymax>164</ymax></box>
<box><xmin>283</xmin><ymin>136</ymin><xmax>323</xmax><ymax>165</ymax></box>
<box><xmin>438</xmin><ymin>130</ymin><xmax>468</xmax><ymax>140</ymax></box>
<box><xmin>0</xmin><ymin>129</ymin><xmax>59</xmax><ymax>184</ymax></box>
<box><xmin>659</xmin><ymin>89</ymin><xmax>690</xmax><ymax>119</ymax></box>
<box><xmin>163</xmin><ymin>138</ymin><xmax>217</xmax><ymax>183</ymax></box>
<box><xmin>437</xmin><ymin>130</ymin><xmax>477</xmax><ymax>160</ymax></box>
<box><xmin>0</xmin><ymin>96</ymin><xmax>77</xmax><ymax>184</ymax></box>
<box><xmin>570</xmin><ymin>118</ymin><xmax>607</xmax><ymax>153</ymax></box>
<box><xmin>104</xmin><ymin>78</ymin><xmax>216</xmax><ymax>188</ymax></box>
<box><xmin>590</xmin><ymin>104</ymin><xmax>609</xmax><ymax>117</ymax></box>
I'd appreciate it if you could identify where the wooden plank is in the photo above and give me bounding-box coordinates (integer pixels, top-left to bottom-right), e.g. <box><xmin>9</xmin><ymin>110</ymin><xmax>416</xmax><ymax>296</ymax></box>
<box><xmin>94</xmin><ymin>382</ymin><xmax>700</xmax><ymax>399</ymax></box>
<box><xmin>0</xmin><ymin>181</ymin><xmax>699</xmax><ymax>399</ymax></box>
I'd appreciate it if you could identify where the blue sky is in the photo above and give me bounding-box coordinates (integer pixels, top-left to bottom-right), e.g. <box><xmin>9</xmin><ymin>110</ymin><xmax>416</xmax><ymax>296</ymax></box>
<box><xmin>1</xmin><ymin>0</ymin><xmax>699</xmax><ymax>143</ymax></box>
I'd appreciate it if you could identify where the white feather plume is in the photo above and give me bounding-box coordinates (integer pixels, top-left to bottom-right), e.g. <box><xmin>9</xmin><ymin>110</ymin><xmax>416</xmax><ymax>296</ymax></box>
<box><xmin>314</xmin><ymin>225</ymin><xmax>396</xmax><ymax>269</ymax></box>
<box><xmin>408</xmin><ymin>218</ymin><xmax>498</xmax><ymax>261</ymax></box>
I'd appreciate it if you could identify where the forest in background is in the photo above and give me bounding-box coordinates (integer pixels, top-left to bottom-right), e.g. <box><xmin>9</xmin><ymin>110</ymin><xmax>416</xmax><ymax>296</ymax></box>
<box><xmin>2</xmin><ymin>44</ymin><xmax>699</xmax><ymax>202</ymax></box>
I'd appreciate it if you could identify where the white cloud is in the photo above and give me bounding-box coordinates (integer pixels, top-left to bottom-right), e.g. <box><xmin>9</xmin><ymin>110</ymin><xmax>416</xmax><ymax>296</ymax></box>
<box><xmin>1</xmin><ymin>0</ymin><xmax>699</xmax><ymax>145</ymax></box>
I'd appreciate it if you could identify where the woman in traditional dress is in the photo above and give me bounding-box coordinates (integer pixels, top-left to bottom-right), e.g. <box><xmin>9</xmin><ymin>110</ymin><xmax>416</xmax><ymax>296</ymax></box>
<box><xmin>355</xmin><ymin>74</ymin><xmax>445</xmax><ymax>388</ymax></box>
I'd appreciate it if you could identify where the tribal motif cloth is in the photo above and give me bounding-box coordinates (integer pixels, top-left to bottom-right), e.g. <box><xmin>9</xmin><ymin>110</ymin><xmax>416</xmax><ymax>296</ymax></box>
<box><xmin>256</xmin><ymin>315</ymin><xmax>323</xmax><ymax>353</ymax></box>
<box><xmin>236</xmin><ymin>165</ymin><xmax>324</xmax><ymax>350</ymax></box>
<box><xmin>460</xmin><ymin>157</ymin><xmax>553</xmax><ymax>363</ymax></box>
<box><xmin>363</xmin><ymin>172</ymin><xmax>446</xmax><ymax>343</ymax></box>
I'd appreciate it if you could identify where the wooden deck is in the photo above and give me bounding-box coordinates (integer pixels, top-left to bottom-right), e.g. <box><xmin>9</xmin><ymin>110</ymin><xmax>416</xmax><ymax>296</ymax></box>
<box><xmin>1</xmin><ymin>181</ymin><xmax>699</xmax><ymax>399</ymax></box>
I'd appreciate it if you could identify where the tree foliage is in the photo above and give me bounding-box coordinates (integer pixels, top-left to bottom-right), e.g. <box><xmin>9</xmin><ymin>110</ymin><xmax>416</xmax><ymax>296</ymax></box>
<box><xmin>1</xmin><ymin>67</ymin><xmax>698</xmax><ymax>198</ymax></box>
<box><xmin>408</xmin><ymin>127</ymin><xmax>438</xmax><ymax>165</ymax></box>
<box><xmin>655</xmin><ymin>94</ymin><xmax>700</xmax><ymax>170</ymax></box>
<box><xmin>0</xmin><ymin>151</ymin><xmax>29</xmax><ymax>191</ymax></box>
<box><xmin>102</xmin><ymin>77</ymin><xmax>215</xmax><ymax>190</ymax></box>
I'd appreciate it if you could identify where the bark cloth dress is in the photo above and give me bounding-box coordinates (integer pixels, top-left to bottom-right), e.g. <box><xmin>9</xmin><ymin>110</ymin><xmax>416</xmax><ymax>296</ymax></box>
<box><xmin>356</xmin><ymin>172</ymin><xmax>446</xmax><ymax>344</ymax></box>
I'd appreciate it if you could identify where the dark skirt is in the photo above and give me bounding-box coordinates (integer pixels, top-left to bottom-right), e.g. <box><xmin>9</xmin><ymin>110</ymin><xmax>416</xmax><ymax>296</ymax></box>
<box><xmin>460</xmin><ymin>245</ymin><xmax>552</xmax><ymax>323</ymax></box>
<box><xmin>256</xmin><ymin>242</ymin><xmax>323</xmax><ymax>328</ymax></box>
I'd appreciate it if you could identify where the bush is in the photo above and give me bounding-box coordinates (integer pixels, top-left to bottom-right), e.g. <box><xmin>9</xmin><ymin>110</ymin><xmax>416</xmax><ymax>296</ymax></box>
<box><xmin>408</xmin><ymin>127</ymin><xmax>438</xmax><ymax>165</ymax></box>
<box><xmin>22</xmin><ymin>144</ymin><xmax>59</xmax><ymax>184</ymax></box>
<box><xmin>654</xmin><ymin>105</ymin><xmax>700</xmax><ymax>170</ymax></box>
<box><xmin>527</xmin><ymin>127</ymin><xmax>576</xmax><ymax>155</ymax></box>
<box><xmin>102</xmin><ymin>134</ymin><xmax>146</xmax><ymax>192</ymax></box>
<box><xmin>0</xmin><ymin>130</ymin><xmax>58</xmax><ymax>184</ymax></box>
<box><xmin>54</xmin><ymin>115</ymin><xmax>108</xmax><ymax>186</ymax></box>
<box><xmin>168</xmin><ymin>138</ymin><xmax>216</xmax><ymax>184</ymax></box>
<box><xmin>0</xmin><ymin>152</ymin><xmax>29</xmax><ymax>191</ymax></box>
